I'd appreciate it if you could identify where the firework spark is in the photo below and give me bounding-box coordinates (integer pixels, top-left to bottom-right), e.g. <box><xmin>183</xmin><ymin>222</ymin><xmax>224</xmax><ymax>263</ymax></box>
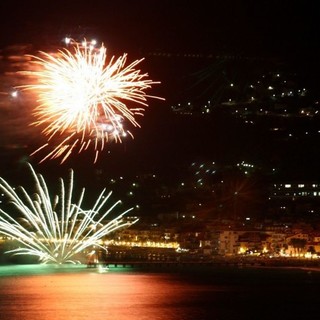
<box><xmin>0</xmin><ymin>163</ymin><xmax>138</xmax><ymax>264</ymax></box>
<box><xmin>19</xmin><ymin>39</ymin><xmax>163</xmax><ymax>163</ymax></box>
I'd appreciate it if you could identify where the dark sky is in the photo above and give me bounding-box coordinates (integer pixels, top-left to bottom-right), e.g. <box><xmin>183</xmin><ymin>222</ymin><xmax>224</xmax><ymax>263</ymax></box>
<box><xmin>1</xmin><ymin>0</ymin><xmax>319</xmax><ymax>56</ymax></box>
<box><xmin>1</xmin><ymin>0</ymin><xmax>320</xmax><ymax>184</ymax></box>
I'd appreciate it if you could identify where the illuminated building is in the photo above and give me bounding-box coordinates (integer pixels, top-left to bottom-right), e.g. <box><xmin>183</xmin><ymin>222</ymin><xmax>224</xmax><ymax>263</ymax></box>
<box><xmin>269</xmin><ymin>182</ymin><xmax>320</xmax><ymax>215</ymax></box>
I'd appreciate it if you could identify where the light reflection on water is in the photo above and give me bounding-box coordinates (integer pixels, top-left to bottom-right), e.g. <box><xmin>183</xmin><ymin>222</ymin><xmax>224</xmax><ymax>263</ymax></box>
<box><xmin>0</xmin><ymin>265</ymin><xmax>219</xmax><ymax>320</ymax></box>
<box><xmin>0</xmin><ymin>264</ymin><xmax>88</xmax><ymax>277</ymax></box>
<box><xmin>1</xmin><ymin>265</ymin><xmax>320</xmax><ymax>320</ymax></box>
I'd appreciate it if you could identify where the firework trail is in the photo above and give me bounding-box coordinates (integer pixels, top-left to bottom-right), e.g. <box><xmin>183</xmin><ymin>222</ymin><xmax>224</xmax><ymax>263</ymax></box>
<box><xmin>19</xmin><ymin>39</ymin><xmax>163</xmax><ymax>163</ymax></box>
<box><xmin>0</xmin><ymin>163</ymin><xmax>138</xmax><ymax>264</ymax></box>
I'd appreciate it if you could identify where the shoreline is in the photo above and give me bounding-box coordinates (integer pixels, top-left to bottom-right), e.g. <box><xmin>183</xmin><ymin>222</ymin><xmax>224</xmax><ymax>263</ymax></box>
<box><xmin>1</xmin><ymin>257</ymin><xmax>320</xmax><ymax>276</ymax></box>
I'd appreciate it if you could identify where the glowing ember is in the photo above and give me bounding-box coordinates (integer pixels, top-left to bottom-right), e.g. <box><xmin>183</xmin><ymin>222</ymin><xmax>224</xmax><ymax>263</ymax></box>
<box><xmin>0</xmin><ymin>163</ymin><xmax>138</xmax><ymax>264</ymax></box>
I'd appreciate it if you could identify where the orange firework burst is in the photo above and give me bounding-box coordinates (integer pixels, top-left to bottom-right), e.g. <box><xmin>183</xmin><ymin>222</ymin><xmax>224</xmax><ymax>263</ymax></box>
<box><xmin>19</xmin><ymin>39</ymin><xmax>163</xmax><ymax>163</ymax></box>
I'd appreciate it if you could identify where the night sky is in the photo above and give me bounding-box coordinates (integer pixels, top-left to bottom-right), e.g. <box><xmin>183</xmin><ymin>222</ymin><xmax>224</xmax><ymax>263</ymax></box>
<box><xmin>1</xmin><ymin>1</ymin><xmax>319</xmax><ymax>56</ymax></box>
<box><xmin>1</xmin><ymin>0</ymin><xmax>320</xmax><ymax>186</ymax></box>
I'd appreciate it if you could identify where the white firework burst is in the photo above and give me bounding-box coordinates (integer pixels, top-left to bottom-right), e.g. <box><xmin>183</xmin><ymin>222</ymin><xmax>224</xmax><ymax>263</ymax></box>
<box><xmin>0</xmin><ymin>163</ymin><xmax>138</xmax><ymax>264</ymax></box>
<box><xmin>19</xmin><ymin>39</ymin><xmax>163</xmax><ymax>163</ymax></box>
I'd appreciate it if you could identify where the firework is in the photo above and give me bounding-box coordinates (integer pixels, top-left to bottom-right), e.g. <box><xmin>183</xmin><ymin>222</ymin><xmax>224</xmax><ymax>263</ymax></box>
<box><xmin>0</xmin><ymin>163</ymin><xmax>138</xmax><ymax>264</ymax></box>
<box><xmin>20</xmin><ymin>39</ymin><xmax>163</xmax><ymax>163</ymax></box>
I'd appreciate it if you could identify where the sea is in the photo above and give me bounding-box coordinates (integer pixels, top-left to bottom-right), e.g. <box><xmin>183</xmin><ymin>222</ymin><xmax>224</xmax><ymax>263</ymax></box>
<box><xmin>0</xmin><ymin>264</ymin><xmax>319</xmax><ymax>320</ymax></box>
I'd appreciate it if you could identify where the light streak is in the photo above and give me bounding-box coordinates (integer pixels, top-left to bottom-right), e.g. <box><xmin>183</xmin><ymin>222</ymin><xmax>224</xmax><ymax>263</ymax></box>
<box><xmin>0</xmin><ymin>163</ymin><xmax>138</xmax><ymax>264</ymax></box>
<box><xmin>19</xmin><ymin>39</ymin><xmax>163</xmax><ymax>163</ymax></box>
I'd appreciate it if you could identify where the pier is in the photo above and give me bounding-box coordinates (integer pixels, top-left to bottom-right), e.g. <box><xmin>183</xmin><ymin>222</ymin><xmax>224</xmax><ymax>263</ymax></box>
<box><xmin>87</xmin><ymin>258</ymin><xmax>320</xmax><ymax>270</ymax></box>
<box><xmin>87</xmin><ymin>259</ymin><xmax>267</xmax><ymax>269</ymax></box>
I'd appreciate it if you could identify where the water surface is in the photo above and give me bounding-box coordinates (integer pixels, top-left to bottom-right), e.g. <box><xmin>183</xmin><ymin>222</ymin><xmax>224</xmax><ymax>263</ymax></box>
<box><xmin>0</xmin><ymin>265</ymin><xmax>319</xmax><ymax>320</ymax></box>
